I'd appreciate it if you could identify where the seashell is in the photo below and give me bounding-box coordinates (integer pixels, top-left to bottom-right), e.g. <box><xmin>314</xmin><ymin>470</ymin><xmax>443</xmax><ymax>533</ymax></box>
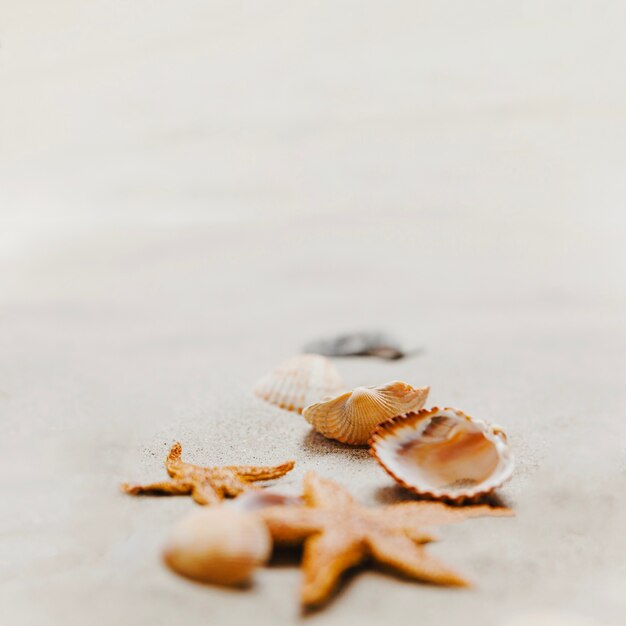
<box><xmin>227</xmin><ymin>490</ymin><xmax>303</xmax><ymax>512</ymax></box>
<box><xmin>303</xmin><ymin>331</ymin><xmax>408</xmax><ymax>360</ymax></box>
<box><xmin>163</xmin><ymin>507</ymin><xmax>271</xmax><ymax>586</ymax></box>
<box><xmin>370</xmin><ymin>407</ymin><xmax>514</xmax><ymax>502</ymax></box>
<box><xmin>254</xmin><ymin>354</ymin><xmax>345</xmax><ymax>414</ymax></box>
<box><xmin>303</xmin><ymin>381</ymin><xmax>430</xmax><ymax>445</ymax></box>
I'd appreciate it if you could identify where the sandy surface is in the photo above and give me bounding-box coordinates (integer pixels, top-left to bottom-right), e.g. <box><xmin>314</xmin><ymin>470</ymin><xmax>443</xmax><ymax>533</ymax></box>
<box><xmin>1</xmin><ymin>3</ymin><xmax>625</xmax><ymax>625</ymax></box>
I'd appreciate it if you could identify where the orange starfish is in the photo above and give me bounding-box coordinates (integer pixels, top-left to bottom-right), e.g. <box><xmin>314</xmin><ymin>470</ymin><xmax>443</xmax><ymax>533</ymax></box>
<box><xmin>259</xmin><ymin>472</ymin><xmax>513</xmax><ymax>608</ymax></box>
<box><xmin>121</xmin><ymin>442</ymin><xmax>295</xmax><ymax>506</ymax></box>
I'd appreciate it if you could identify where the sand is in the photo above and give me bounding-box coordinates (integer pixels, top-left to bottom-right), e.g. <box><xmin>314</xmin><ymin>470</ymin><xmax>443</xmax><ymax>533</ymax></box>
<box><xmin>1</xmin><ymin>3</ymin><xmax>625</xmax><ymax>625</ymax></box>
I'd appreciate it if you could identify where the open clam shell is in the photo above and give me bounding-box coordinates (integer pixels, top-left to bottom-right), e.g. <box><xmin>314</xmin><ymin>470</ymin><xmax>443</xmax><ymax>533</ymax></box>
<box><xmin>370</xmin><ymin>407</ymin><xmax>514</xmax><ymax>501</ymax></box>
<box><xmin>254</xmin><ymin>354</ymin><xmax>345</xmax><ymax>414</ymax></box>
<box><xmin>303</xmin><ymin>381</ymin><xmax>429</xmax><ymax>445</ymax></box>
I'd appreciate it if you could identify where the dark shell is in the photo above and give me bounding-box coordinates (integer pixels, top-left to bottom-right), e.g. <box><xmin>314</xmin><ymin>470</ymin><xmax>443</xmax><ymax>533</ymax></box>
<box><xmin>303</xmin><ymin>331</ymin><xmax>408</xmax><ymax>360</ymax></box>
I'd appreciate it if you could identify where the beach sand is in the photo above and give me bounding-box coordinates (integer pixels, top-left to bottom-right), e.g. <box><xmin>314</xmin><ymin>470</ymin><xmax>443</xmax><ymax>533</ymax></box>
<box><xmin>1</xmin><ymin>3</ymin><xmax>625</xmax><ymax>624</ymax></box>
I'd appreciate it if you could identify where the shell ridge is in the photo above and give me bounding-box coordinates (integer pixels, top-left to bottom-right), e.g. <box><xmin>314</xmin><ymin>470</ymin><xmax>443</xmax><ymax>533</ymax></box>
<box><xmin>303</xmin><ymin>381</ymin><xmax>429</xmax><ymax>445</ymax></box>
<box><xmin>254</xmin><ymin>355</ymin><xmax>345</xmax><ymax>415</ymax></box>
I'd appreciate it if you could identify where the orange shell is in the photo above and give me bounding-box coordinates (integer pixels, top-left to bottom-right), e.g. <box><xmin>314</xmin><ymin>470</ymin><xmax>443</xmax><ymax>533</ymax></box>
<box><xmin>163</xmin><ymin>507</ymin><xmax>271</xmax><ymax>585</ymax></box>
<box><xmin>253</xmin><ymin>354</ymin><xmax>345</xmax><ymax>414</ymax></box>
<box><xmin>303</xmin><ymin>381</ymin><xmax>429</xmax><ymax>445</ymax></box>
<box><xmin>370</xmin><ymin>407</ymin><xmax>514</xmax><ymax>502</ymax></box>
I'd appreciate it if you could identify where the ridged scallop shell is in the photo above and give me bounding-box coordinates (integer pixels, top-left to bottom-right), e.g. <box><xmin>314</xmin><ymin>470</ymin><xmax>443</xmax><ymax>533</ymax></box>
<box><xmin>370</xmin><ymin>407</ymin><xmax>514</xmax><ymax>502</ymax></box>
<box><xmin>303</xmin><ymin>381</ymin><xmax>430</xmax><ymax>445</ymax></box>
<box><xmin>163</xmin><ymin>507</ymin><xmax>271</xmax><ymax>586</ymax></box>
<box><xmin>254</xmin><ymin>354</ymin><xmax>345</xmax><ymax>414</ymax></box>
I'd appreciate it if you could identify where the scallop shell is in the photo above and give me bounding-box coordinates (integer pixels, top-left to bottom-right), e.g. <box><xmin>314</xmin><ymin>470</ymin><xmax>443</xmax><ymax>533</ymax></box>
<box><xmin>370</xmin><ymin>407</ymin><xmax>514</xmax><ymax>502</ymax></box>
<box><xmin>254</xmin><ymin>354</ymin><xmax>345</xmax><ymax>414</ymax></box>
<box><xmin>163</xmin><ymin>507</ymin><xmax>271</xmax><ymax>586</ymax></box>
<box><xmin>303</xmin><ymin>381</ymin><xmax>430</xmax><ymax>445</ymax></box>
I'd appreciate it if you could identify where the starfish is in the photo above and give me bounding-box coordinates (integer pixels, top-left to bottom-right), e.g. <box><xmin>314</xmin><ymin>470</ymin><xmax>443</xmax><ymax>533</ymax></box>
<box><xmin>259</xmin><ymin>471</ymin><xmax>513</xmax><ymax>608</ymax></box>
<box><xmin>121</xmin><ymin>442</ymin><xmax>295</xmax><ymax>506</ymax></box>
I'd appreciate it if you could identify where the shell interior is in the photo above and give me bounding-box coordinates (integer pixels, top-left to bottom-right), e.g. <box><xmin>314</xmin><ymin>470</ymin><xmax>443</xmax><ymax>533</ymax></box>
<box><xmin>371</xmin><ymin>408</ymin><xmax>513</xmax><ymax>500</ymax></box>
<box><xmin>254</xmin><ymin>354</ymin><xmax>345</xmax><ymax>414</ymax></box>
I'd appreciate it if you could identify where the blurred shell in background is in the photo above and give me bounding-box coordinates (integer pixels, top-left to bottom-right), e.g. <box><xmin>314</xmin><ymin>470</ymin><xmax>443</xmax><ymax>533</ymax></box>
<box><xmin>303</xmin><ymin>381</ymin><xmax>429</xmax><ymax>445</ymax></box>
<box><xmin>370</xmin><ymin>407</ymin><xmax>514</xmax><ymax>502</ymax></box>
<box><xmin>303</xmin><ymin>331</ymin><xmax>409</xmax><ymax>360</ymax></box>
<box><xmin>254</xmin><ymin>354</ymin><xmax>345</xmax><ymax>414</ymax></box>
<box><xmin>227</xmin><ymin>490</ymin><xmax>303</xmax><ymax>512</ymax></box>
<box><xmin>163</xmin><ymin>507</ymin><xmax>271</xmax><ymax>586</ymax></box>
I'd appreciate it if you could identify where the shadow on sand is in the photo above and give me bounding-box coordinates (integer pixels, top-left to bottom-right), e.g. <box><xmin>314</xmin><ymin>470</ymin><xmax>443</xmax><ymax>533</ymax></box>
<box><xmin>375</xmin><ymin>483</ymin><xmax>512</xmax><ymax>509</ymax></box>
<box><xmin>301</xmin><ymin>429</ymin><xmax>372</xmax><ymax>460</ymax></box>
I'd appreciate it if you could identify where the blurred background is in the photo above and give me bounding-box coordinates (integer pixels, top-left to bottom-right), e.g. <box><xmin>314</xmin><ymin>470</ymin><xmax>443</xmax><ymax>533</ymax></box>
<box><xmin>2</xmin><ymin>2</ymin><xmax>624</xmax><ymax>302</ymax></box>
<box><xmin>1</xmin><ymin>2</ymin><xmax>625</xmax><ymax>626</ymax></box>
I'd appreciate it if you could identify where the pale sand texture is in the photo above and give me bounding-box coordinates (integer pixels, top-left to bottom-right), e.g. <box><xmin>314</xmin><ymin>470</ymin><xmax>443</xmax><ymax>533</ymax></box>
<box><xmin>1</xmin><ymin>2</ymin><xmax>625</xmax><ymax>625</ymax></box>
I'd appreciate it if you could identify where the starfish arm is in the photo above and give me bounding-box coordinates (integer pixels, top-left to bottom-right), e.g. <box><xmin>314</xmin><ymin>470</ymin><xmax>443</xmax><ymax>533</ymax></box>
<box><xmin>232</xmin><ymin>460</ymin><xmax>295</xmax><ymax>481</ymax></box>
<box><xmin>377</xmin><ymin>501</ymin><xmax>513</xmax><ymax>530</ymax></box>
<box><xmin>367</xmin><ymin>532</ymin><xmax>469</xmax><ymax>587</ymax></box>
<box><xmin>259</xmin><ymin>506</ymin><xmax>325</xmax><ymax>545</ymax></box>
<box><xmin>120</xmin><ymin>480</ymin><xmax>191</xmax><ymax>497</ymax></box>
<box><xmin>189</xmin><ymin>482</ymin><xmax>223</xmax><ymax>506</ymax></box>
<box><xmin>219</xmin><ymin>474</ymin><xmax>257</xmax><ymax>498</ymax></box>
<box><xmin>300</xmin><ymin>532</ymin><xmax>364</xmax><ymax>607</ymax></box>
<box><xmin>403</xmin><ymin>528</ymin><xmax>438</xmax><ymax>544</ymax></box>
<box><xmin>302</xmin><ymin>472</ymin><xmax>354</xmax><ymax>509</ymax></box>
<box><xmin>165</xmin><ymin>442</ymin><xmax>185</xmax><ymax>477</ymax></box>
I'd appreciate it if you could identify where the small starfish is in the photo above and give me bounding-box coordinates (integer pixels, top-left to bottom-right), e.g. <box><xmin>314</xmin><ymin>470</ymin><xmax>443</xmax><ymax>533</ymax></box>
<box><xmin>121</xmin><ymin>442</ymin><xmax>295</xmax><ymax>506</ymax></box>
<box><xmin>259</xmin><ymin>471</ymin><xmax>513</xmax><ymax>608</ymax></box>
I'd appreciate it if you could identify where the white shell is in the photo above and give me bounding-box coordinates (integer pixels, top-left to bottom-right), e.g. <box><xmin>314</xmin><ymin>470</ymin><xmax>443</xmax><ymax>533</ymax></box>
<box><xmin>254</xmin><ymin>354</ymin><xmax>345</xmax><ymax>414</ymax></box>
<box><xmin>163</xmin><ymin>507</ymin><xmax>271</xmax><ymax>585</ymax></box>
<box><xmin>370</xmin><ymin>407</ymin><xmax>514</xmax><ymax>501</ymax></box>
<box><xmin>303</xmin><ymin>381</ymin><xmax>429</xmax><ymax>445</ymax></box>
